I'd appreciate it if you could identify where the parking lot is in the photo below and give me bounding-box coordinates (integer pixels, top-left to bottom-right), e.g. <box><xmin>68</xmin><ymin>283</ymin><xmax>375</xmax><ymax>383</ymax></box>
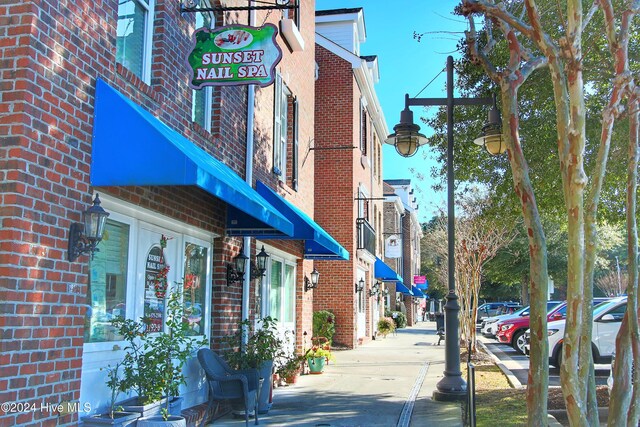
<box><xmin>478</xmin><ymin>333</ymin><xmax>610</xmax><ymax>387</ymax></box>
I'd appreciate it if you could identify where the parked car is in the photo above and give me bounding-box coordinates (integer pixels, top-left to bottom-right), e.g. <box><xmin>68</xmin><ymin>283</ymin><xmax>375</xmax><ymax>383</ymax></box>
<box><xmin>546</xmin><ymin>297</ymin><xmax>626</xmax><ymax>368</ymax></box>
<box><xmin>497</xmin><ymin>298</ymin><xmax>609</xmax><ymax>354</ymax></box>
<box><xmin>476</xmin><ymin>302</ymin><xmax>520</xmax><ymax>324</ymax></box>
<box><xmin>481</xmin><ymin>301</ymin><xmax>561</xmax><ymax>338</ymax></box>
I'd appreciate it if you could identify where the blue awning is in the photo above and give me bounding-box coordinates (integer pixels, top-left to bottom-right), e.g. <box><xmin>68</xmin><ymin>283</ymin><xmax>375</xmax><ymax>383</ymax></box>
<box><xmin>395</xmin><ymin>281</ymin><xmax>412</xmax><ymax>295</ymax></box>
<box><xmin>411</xmin><ymin>286</ymin><xmax>425</xmax><ymax>298</ymax></box>
<box><xmin>374</xmin><ymin>257</ymin><xmax>403</xmax><ymax>282</ymax></box>
<box><xmin>252</xmin><ymin>181</ymin><xmax>348</xmax><ymax>260</ymax></box>
<box><xmin>91</xmin><ymin>79</ymin><xmax>293</xmax><ymax>238</ymax></box>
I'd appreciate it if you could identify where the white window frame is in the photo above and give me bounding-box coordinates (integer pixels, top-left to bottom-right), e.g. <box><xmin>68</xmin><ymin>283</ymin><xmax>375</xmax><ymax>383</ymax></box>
<box><xmin>117</xmin><ymin>0</ymin><xmax>155</xmax><ymax>84</ymax></box>
<box><xmin>260</xmin><ymin>244</ymin><xmax>297</xmax><ymax>330</ymax></box>
<box><xmin>273</xmin><ymin>73</ymin><xmax>291</xmax><ymax>177</ymax></box>
<box><xmin>191</xmin><ymin>1</ymin><xmax>214</xmax><ymax>129</ymax></box>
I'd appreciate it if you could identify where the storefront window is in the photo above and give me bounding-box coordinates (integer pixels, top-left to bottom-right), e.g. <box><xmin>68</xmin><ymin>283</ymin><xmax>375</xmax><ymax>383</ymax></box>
<box><xmin>183</xmin><ymin>242</ymin><xmax>207</xmax><ymax>336</ymax></box>
<box><xmin>85</xmin><ymin>220</ymin><xmax>130</xmax><ymax>342</ymax></box>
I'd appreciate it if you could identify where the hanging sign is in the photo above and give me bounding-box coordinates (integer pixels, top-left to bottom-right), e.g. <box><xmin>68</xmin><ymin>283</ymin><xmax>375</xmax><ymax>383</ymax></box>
<box><xmin>186</xmin><ymin>24</ymin><xmax>282</xmax><ymax>88</ymax></box>
<box><xmin>385</xmin><ymin>234</ymin><xmax>402</xmax><ymax>258</ymax></box>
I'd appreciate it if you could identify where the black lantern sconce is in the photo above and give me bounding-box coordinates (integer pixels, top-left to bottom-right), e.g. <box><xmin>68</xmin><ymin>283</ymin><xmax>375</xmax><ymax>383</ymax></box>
<box><xmin>227</xmin><ymin>245</ymin><xmax>269</xmax><ymax>286</ymax></box>
<box><xmin>304</xmin><ymin>268</ymin><xmax>320</xmax><ymax>292</ymax></box>
<box><xmin>68</xmin><ymin>194</ymin><xmax>110</xmax><ymax>262</ymax></box>
<box><xmin>368</xmin><ymin>281</ymin><xmax>381</xmax><ymax>298</ymax></box>
<box><xmin>355</xmin><ymin>277</ymin><xmax>365</xmax><ymax>293</ymax></box>
<box><xmin>368</xmin><ymin>281</ymin><xmax>390</xmax><ymax>299</ymax></box>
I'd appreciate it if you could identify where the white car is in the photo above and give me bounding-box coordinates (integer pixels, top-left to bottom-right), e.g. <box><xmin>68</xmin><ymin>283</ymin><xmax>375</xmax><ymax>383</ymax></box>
<box><xmin>481</xmin><ymin>306</ymin><xmax>529</xmax><ymax>337</ymax></box>
<box><xmin>547</xmin><ymin>296</ymin><xmax>627</xmax><ymax>368</ymax></box>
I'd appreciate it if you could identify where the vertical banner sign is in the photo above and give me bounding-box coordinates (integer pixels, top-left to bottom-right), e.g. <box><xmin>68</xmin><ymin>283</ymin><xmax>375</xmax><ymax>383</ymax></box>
<box><xmin>144</xmin><ymin>246</ymin><xmax>165</xmax><ymax>333</ymax></box>
<box><xmin>187</xmin><ymin>24</ymin><xmax>283</xmax><ymax>88</ymax></box>
<box><xmin>385</xmin><ymin>235</ymin><xmax>402</xmax><ymax>258</ymax></box>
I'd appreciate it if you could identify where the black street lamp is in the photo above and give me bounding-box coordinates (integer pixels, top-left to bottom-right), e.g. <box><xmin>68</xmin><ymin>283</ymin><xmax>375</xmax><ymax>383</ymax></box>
<box><xmin>385</xmin><ymin>55</ymin><xmax>502</xmax><ymax>401</ymax></box>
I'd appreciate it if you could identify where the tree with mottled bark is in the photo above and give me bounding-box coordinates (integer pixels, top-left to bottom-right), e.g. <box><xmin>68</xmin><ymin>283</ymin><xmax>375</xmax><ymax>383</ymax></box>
<box><xmin>460</xmin><ymin>0</ymin><xmax>638</xmax><ymax>425</ymax></box>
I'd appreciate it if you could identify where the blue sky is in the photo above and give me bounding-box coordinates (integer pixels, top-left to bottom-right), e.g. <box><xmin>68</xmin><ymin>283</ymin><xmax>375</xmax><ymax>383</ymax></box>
<box><xmin>315</xmin><ymin>1</ymin><xmax>469</xmax><ymax>221</ymax></box>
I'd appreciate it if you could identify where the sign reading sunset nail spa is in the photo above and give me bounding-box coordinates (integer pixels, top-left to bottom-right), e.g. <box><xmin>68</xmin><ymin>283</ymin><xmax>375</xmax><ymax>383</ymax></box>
<box><xmin>187</xmin><ymin>23</ymin><xmax>282</xmax><ymax>88</ymax></box>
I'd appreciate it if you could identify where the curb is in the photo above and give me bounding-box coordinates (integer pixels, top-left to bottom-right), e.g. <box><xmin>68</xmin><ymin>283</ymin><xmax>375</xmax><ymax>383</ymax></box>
<box><xmin>476</xmin><ymin>340</ymin><xmax>524</xmax><ymax>389</ymax></box>
<box><xmin>477</xmin><ymin>340</ymin><xmax>565</xmax><ymax>427</ymax></box>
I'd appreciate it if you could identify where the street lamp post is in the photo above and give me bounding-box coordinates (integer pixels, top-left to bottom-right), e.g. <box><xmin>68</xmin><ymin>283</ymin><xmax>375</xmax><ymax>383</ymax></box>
<box><xmin>386</xmin><ymin>55</ymin><xmax>502</xmax><ymax>401</ymax></box>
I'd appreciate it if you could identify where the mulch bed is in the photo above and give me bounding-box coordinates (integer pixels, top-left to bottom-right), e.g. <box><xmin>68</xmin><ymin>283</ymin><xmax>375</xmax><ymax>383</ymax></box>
<box><xmin>547</xmin><ymin>386</ymin><xmax>609</xmax><ymax>410</ymax></box>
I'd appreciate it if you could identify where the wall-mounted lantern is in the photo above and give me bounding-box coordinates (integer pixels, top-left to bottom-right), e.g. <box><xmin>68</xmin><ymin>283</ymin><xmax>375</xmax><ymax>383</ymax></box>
<box><xmin>355</xmin><ymin>277</ymin><xmax>365</xmax><ymax>293</ymax></box>
<box><xmin>227</xmin><ymin>245</ymin><xmax>269</xmax><ymax>286</ymax></box>
<box><xmin>68</xmin><ymin>194</ymin><xmax>110</xmax><ymax>262</ymax></box>
<box><xmin>304</xmin><ymin>268</ymin><xmax>320</xmax><ymax>292</ymax></box>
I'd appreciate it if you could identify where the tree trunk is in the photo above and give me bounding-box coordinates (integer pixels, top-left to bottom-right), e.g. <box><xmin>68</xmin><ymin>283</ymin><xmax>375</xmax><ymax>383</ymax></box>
<box><xmin>501</xmin><ymin>86</ymin><xmax>550</xmax><ymax>427</ymax></box>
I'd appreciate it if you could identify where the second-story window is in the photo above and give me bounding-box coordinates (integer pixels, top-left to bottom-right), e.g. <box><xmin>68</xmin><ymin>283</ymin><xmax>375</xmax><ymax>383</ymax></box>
<box><xmin>116</xmin><ymin>0</ymin><xmax>155</xmax><ymax>83</ymax></box>
<box><xmin>192</xmin><ymin>3</ymin><xmax>214</xmax><ymax>129</ymax></box>
<box><xmin>274</xmin><ymin>73</ymin><xmax>298</xmax><ymax>188</ymax></box>
<box><xmin>360</xmin><ymin>99</ymin><xmax>368</xmax><ymax>156</ymax></box>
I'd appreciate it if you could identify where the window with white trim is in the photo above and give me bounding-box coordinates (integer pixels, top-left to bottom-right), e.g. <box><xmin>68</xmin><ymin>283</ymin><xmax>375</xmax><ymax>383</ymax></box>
<box><xmin>267</xmin><ymin>257</ymin><xmax>296</xmax><ymax>325</ymax></box>
<box><xmin>192</xmin><ymin>2</ymin><xmax>214</xmax><ymax>129</ymax></box>
<box><xmin>273</xmin><ymin>73</ymin><xmax>298</xmax><ymax>189</ymax></box>
<box><xmin>116</xmin><ymin>0</ymin><xmax>155</xmax><ymax>83</ymax></box>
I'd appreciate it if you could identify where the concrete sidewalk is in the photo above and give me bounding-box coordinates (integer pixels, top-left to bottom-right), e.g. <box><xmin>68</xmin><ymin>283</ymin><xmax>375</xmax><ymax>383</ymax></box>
<box><xmin>208</xmin><ymin>321</ymin><xmax>463</xmax><ymax>427</ymax></box>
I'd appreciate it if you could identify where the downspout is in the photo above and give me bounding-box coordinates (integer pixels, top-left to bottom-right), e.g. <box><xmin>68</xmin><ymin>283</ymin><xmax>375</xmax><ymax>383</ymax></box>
<box><xmin>242</xmin><ymin>2</ymin><xmax>257</xmax><ymax>331</ymax></box>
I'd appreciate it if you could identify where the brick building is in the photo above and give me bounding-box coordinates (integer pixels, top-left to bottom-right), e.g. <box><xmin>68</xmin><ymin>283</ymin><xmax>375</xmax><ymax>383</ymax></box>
<box><xmin>0</xmin><ymin>0</ymin><xmax>347</xmax><ymax>425</ymax></box>
<box><xmin>384</xmin><ymin>179</ymin><xmax>424</xmax><ymax>326</ymax></box>
<box><xmin>313</xmin><ymin>8</ymin><xmax>389</xmax><ymax>348</ymax></box>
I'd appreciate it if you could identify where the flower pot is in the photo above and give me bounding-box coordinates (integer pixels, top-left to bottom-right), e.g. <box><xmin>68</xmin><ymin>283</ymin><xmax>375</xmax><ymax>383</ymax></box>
<box><xmin>257</xmin><ymin>360</ymin><xmax>274</xmax><ymax>414</ymax></box>
<box><xmin>168</xmin><ymin>396</ymin><xmax>183</xmax><ymax>416</ymax></box>
<box><xmin>285</xmin><ymin>371</ymin><xmax>300</xmax><ymax>385</ymax></box>
<box><xmin>137</xmin><ymin>415</ymin><xmax>186</xmax><ymax>427</ymax></box>
<box><xmin>82</xmin><ymin>411</ymin><xmax>140</xmax><ymax>427</ymax></box>
<box><xmin>118</xmin><ymin>397</ymin><xmax>166</xmax><ymax>418</ymax></box>
<box><xmin>307</xmin><ymin>357</ymin><xmax>326</xmax><ymax>374</ymax></box>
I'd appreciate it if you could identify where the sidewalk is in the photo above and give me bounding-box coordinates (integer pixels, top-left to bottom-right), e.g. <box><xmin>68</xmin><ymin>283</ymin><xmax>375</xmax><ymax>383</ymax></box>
<box><xmin>208</xmin><ymin>321</ymin><xmax>463</xmax><ymax>426</ymax></box>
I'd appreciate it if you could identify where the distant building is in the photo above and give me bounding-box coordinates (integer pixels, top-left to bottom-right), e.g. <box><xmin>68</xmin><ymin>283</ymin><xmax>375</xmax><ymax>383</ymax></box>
<box><xmin>314</xmin><ymin>7</ymin><xmax>388</xmax><ymax>347</ymax></box>
<box><xmin>384</xmin><ymin>179</ymin><xmax>424</xmax><ymax>325</ymax></box>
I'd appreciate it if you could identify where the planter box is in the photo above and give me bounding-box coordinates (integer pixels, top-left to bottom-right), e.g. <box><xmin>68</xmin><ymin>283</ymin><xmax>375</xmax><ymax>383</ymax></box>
<box><xmin>118</xmin><ymin>397</ymin><xmax>166</xmax><ymax>418</ymax></box>
<box><xmin>82</xmin><ymin>411</ymin><xmax>140</xmax><ymax>426</ymax></box>
<box><xmin>137</xmin><ymin>415</ymin><xmax>186</xmax><ymax>427</ymax></box>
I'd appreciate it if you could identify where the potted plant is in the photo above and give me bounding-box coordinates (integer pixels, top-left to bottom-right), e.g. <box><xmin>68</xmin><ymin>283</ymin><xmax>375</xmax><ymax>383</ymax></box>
<box><xmin>222</xmin><ymin>316</ymin><xmax>285</xmax><ymax>414</ymax></box>
<box><xmin>304</xmin><ymin>337</ymin><xmax>334</xmax><ymax>374</ymax></box>
<box><xmin>377</xmin><ymin>317</ymin><xmax>396</xmax><ymax>338</ymax></box>
<box><xmin>111</xmin><ymin>288</ymin><xmax>207</xmax><ymax>425</ymax></box>
<box><xmin>110</xmin><ymin>316</ymin><xmax>166</xmax><ymax>417</ymax></box>
<box><xmin>136</xmin><ymin>289</ymin><xmax>208</xmax><ymax>426</ymax></box>
<box><xmin>276</xmin><ymin>353</ymin><xmax>305</xmax><ymax>385</ymax></box>
<box><xmin>82</xmin><ymin>362</ymin><xmax>140</xmax><ymax>426</ymax></box>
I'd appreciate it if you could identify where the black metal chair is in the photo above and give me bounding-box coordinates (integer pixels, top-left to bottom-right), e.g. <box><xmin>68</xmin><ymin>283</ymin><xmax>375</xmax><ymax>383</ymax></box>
<box><xmin>197</xmin><ymin>348</ymin><xmax>261</xmax><ymax>426</ymax></box>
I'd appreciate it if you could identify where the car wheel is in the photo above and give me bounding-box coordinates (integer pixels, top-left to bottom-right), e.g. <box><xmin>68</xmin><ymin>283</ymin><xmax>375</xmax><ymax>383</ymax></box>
<box><xmin>512</xmin><ymin>330</ymin><xmax>526</xmax><ymax>354</ymax></box>
<box><xmin>553</xmin><ymin>346</ymin><xmax>563</xmax><ymax>368</ymax></box>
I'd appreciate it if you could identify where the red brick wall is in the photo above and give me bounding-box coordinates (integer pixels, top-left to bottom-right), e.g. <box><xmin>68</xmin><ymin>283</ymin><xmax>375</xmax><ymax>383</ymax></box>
<box><xmin>0</xmin><ymin>1</ymin><xmax>252</xmax><ymax>424</ymax></box>
<box><xmin>313</xmin><ymin>45</ymin><xmax>357</xmax><ymax>347</ymax></box>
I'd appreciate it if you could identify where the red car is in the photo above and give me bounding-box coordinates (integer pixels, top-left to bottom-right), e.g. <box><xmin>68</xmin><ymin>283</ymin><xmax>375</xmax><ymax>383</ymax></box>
<box><xmin>496</xmin><ymin>298</ymin><xmax>609</xmax><ymax>354</ymax></box>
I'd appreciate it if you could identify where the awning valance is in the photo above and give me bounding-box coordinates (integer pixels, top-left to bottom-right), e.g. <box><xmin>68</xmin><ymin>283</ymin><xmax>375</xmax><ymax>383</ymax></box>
<box><xmin>91</xmin><ymin>79</ymin><xmax>293</xmax><ymax>238</ymax></box>
<box><xmin>411</xmin><ymin>286</ymin><xmax>425</xmax><ymax>298</ymax></box>
<box><xmin>395</xmin><ymin>281</ymin><xmax>412</xmax><ymax>295</ymax></box>
<box><xmin>247</xmin><ymin>181</ymin><xmax>348</xmax><ymax>260</ymax></box>
<box><xmin>374</xmin><ymin>257</ymin><xmax>403</xmax><ymax>282</ymax></box>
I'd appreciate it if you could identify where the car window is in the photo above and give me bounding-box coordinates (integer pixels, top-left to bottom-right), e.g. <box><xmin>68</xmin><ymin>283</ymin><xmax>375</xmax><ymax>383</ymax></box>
<box><xmin>601</xmin><ymin>303</ymin><xmax>626</xmax><ymax>321</ymax></box>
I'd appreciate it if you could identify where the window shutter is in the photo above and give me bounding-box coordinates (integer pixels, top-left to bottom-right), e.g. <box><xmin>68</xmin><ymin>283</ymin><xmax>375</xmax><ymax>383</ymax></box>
<box><xmin>292</xmin><ymin>96</ymin><xmax>299</xmax><ymax>191</ymax></box>
<box><xmin>273</xmin><ymin>73</ymin><xmax>282</xmax><ymax>175</ymax></box>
